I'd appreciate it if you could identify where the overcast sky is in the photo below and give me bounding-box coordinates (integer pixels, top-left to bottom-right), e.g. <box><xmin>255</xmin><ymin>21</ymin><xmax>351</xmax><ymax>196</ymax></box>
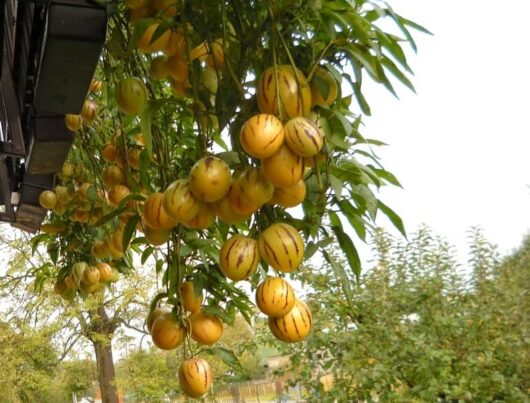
<box><xmin>357</xmin><ymin>0</ymin><xmax>530</xmax><ymax>262</ymax></box>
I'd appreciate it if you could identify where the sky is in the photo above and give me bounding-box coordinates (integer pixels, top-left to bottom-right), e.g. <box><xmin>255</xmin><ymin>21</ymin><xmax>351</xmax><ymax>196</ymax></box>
<box><xmin>357</xmin><ymin>0</ymin><xmax>530</xmax><ymax>262</ymax></box>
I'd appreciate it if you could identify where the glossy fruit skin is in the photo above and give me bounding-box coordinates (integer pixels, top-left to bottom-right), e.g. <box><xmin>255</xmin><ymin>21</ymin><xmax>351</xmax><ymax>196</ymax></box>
<box><xmin>235</xmin><ymin>167</ymin><xmax>274</xmax><ymax>207</ymax></box>
<box><xmin>39</xmin><ymin>190</ymin><xmax>57</xmax><ymax>210</ymax></box>
<box><xmin>65</xmin><ymin>114</ymin><xmax>83</xmax><ymax>131</ymax></box>
<box><xmin>182</xmin><ymin>202</ymin><xmax>216</xmax><ymax>230</ymax></box>
<box><xmin>268</xmin><ymin>299</ymin><xmax>312</xmax><ymax>342</ymax></box>
<box><xmin>240</xmin><ymin>114</ymin><xmax>284</xmax><ymax>159</ymax></box>
<box><xmin>258</xmin><ymin>223</ymin><xmax>304</xmax><ymax>273</ymax></box>
<box><xmin>143</xmin><ymin>192</ymin><xmax>178</xmax><ymax>230</ymax></box>
<box><xmin>151</xmin><ymin>312</ymin><xmax>185</xmax><ymax>349</ymax></box>
<box><xmin>146</xmin><ymin>307</ymin><xmax>171</xmax><ymax>333</ymax></box>
<box><xmin>310</xmin><ymin>66</ymin><xmax>339</xmax><ymax>107</ymax></box>
<box><xmin>262</xmin><ymin>145</ymin><xmax>304</xmax><ymax>188</ymax></box>
<box><xmin>101</xmin><ymin>143</ymin><xmax>118</xmax><ymax>162</ymax></box>
<box><xmin>229</xmin><ymin>184</ymin><xmax>260</xmax><ymax>216</ymax></box>
<box><xmin>150</xmin><ymin>55</ymin><xmax>170</xmax><ymax>80</ymax></box>
<box><xmin>95</xmin><ymin>262</ymin><xmax>113</xmax><ymax>282</ymax></box>
<box><xmin>144</xmin><ymin>227</ymin><xmax>170</xmax><ymax>246</ymax></box>
<box><xmin>181</xmin><ymin>281</ymin><xmax>203</xmax><ymax>312</ymax></box>
<box><xmin>179</xmin><ymin>358</ymin><xmax>212</xmax><ymax>399</ymax></box>
<box><xmin>213</xmin><ymin>193</ymin><xmax>249</xmax><ymax>225</ymax></box>
<box><xmin>103</xmin><ymin>165</ymin><xmax>126</xmax><ymax>188</ymax></box>
<box><xmin>81</xmin><ymin>100</ymin><xmax>97</xmax><ymax>123</ymax></box>
<box><xmin>82</xmin><ymin>266</ymin><xmax>101</xmax><ymax>285</ymax></box>
<box><xmin>256</xmin><ymin>277</ymin><xmax>296</xmax><ymax>317</ymax></box>
<box><xmin>163</xmin><ymin>179</ymin><xmax>201</xmax><ymax>223</ymax></box>
<box><xmin>108</xmin><ymin>184</ymin><xmax>131</xmax><ymax>207</ymax></box>
<box><xmin>137</xmin><ymin>22</ymin><xmax>171</xmax><ymax>53</ymax></box>
<box><xmin>89</xmin><ymin>79</ymin><xmax>102</xmax><ymax>93</ymax></box>
<box><xmin>116</xmin><ymin>77</ymin><xmax>148</xmax><ymax>116</ymax></box>
<box><xmin>189</xmin><ymin>156</ymin><xmax>231</xmax><ymax>203</ymax></box>
<box><xmin>257</xmin><ymin>65</ymin><xmax>311</xmax><ymax>119</ymax></box>
<box><xmin>219</xmin><ymin>235</ymin><xmax>260</xmax><ymax>281</ymax></box>
<box><xmin>284</xmin><ymin>117</ymin><xmax>324</xmax><ymax>157</ymax></box>
<box><xmin>190</xmin><ymin>312</ymin><xmax>223</xmax><ymax>345</ymax></box>
<box><xmin>269</xmin><ymin>179</ymin><xmax>306</xmax><ymax>208</ymax></box>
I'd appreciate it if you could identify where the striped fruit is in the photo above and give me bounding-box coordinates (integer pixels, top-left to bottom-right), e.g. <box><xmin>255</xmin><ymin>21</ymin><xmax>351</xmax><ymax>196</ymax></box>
<box><xmin>219</xmin><ymin>235</ymin><xmax>260</xmax><ymax>281</ymax></box>
<box><xmin>143</xmin><ymin>192</ymin><xmax>178</xmax><ymax>230</ymax></box>
<box><xmin>262</xmin><ymin>145</ymin><xmax>304</xmax><ymax>188</ymax></box>
<box><xmin>258</xmin><ymin>223</ymin><xmax>304</xmax><ymax>273</ymax></box>
<box><xmin>179</xmin><ymin>358</ymin><xmax>212</xmax><ymax>399</ymax></box>
<box><xmin>103</xmin><ymin>165</ymin><xmax>126</xmax><ymax>188</ymax></box>
<box><xmin>213</xmin><ymin>193</ymin><xmax>250</xmax><ymax>224</ymax></box>
<box><xmin>284</xmin><ymin>117</ymin><xmax>324</xmax><ymax>157</ymax></box>
<box><xmin>107</xmin><ymin>184</ymin><xmax>131</xmax><ymax>207</ymax></box>
<box><xmin>163</xmin><ymin>179</ymin><xmax>201</xmax><ymax>223</ymax></box>
<box><xmin>257</xmin><ymin>65</ymin><xmax>311</xmax><ymax>119</ymax></box>
<box><xmin>144</xmin><ymin>227</ymin><xmax>170</xmax><ymax>246</ymax></box>
<box><xmin>181</xmin><ymin>281</ymin><xmax>203</xmax><ymax>312</ymax></box>
<box><xmin>182</xmin><ymin>202</ymin><xmax>216</xmax><ymax>230</ymax></box>
<box><xmin>146</xmin><ymin>307</ymin><xmax>171</xmax><ymax>333</ymax></box>
<box><xmin>235</xmin><ymin>167</ymin><xmax>274</xmax><ymax>207</ymax></box>
<box><xmin>101</xmin><ymin>143</ymin><xmax>118</xmax><ymax>162</ymax></box>
<box><xmin>81</xmin><ymin>100</ymin><xmax>97</xmax><ymax>123</ymax></box>
<box><xmin>189</xmin><ymin>156</ymin><xmax>232</xmax><ymax>202</ymax></box>
<box><xmin>240</xmin><ymin>114</ymin><xmax>284</xmax><ymax>159</ymax></box>
<box><xmin>151</xmin><ymin>312</ymin><xmax>185</xmax><ymax>350</ymax></box>
<box><xmin>269</xmin><ymin>179</ymin><xmax>306</xmax><ymax>208</ymax></box>
<box><xmin>229</xmin><ymin>184</ymin><xmax>261</xmax><ymax>216</ymax></box>
<box><xmin>95</xmin><ymin>262</ymin><xmax>113</xmax><ymax>282</ymax></box>
<box><xmin>89</xmin><ymin>79</ymin><xmax>102</xmax><ymax>93</ymax></box>
<box><xmin>116</xmin><ymin>77</ymin><xmax>148</xmax><ymax>116</ymax></box>
<box><xmin>256</xmin><ymin>277</ymin><xmax>296</xmax><ymax>317</ymax></box>
<box><xmin>82</xmin><ymin>266</ymin><xmax>100</xmax><ymax>286</ymax></box>
<box><xmin>65</xmin><ymin>114</ymin><xmax>83</xmax><ymax>131</ymax></box>
<box><xmin>190</xmin><ymin>312</ymin><xmax>223</xmax><ymax>345</ymax></box>
<box><xmin>268</xmin><ymin>299</ymin><xmax>312</xmax><ymax>342</ymax></box>
<box><xmin>137</xmin><ymin>22</ymin><xmax>171</xmax><ymax>53</ymax></box>
<box><xmin>310</xmin><ymin>66</ymin><xmax>339</xmax><ymax>107</ymax></box>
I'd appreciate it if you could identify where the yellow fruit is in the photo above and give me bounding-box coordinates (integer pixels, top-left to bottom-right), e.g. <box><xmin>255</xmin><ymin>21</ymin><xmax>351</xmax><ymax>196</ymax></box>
<box><xmin>144</xmin><ymin>227</ymin><xmax>170</xmax><ymax>246</ymax></box>
<box><xmin>79</xmin><ymin>280</ymin><xmax>101</xmax><ymax>294</ymax></box>
<box><xmin>189</xmin><ymin>42</ymin><xmax>208</xmax><ymax>61</ymax></box>
<box><xmin>151</xmin><ymin>312</ymin><xmax>185</xmax><ymax>350</ymax></box>
<box><xmin>137</xmin><ymin>22</ymin><xmax>171</xmax><ymax>53</ymax></box>
<box><xmin>153</xmin><ymin>0</ymin><xmax>178</xmax><ymax>16</ymax></box>
<box><xmin>304</xmin><ymin>152</ymin><xmax>326</xmax><ymax>168</ymax></box>
<box><xmin>190</xmin><ymin>312</ymin><xmax>223</xmax><ymax>345</ymax></box>
<box><xmin>219</xmin><ymin>235</ymin><xmax>259</xmax><ymax>281</ymax></box>
<box><xmin>53</xmin><ymin>278</ymin><xmax>69</xmax><ymax>296</ymax></box>
<box><xmin>61</xmin><ymin>163</ymin><xmax>75</xmax><ymax>178</ymax></box>
<box><xmin>146</xmin><ymin>307</ymin><xmax>170</xmax><ymax>333</ymax></box>
<box><xmin>167</xmin><ymin>55</ymin><xmax>188</xmax><ymax>82</ymax></box>
<box><xmin>235</xmin><ymin>167</ymin><xmax>274</xmax><ymax>207</ymax></box>
<box><xmin>81</xmin><ymin>100</ymin><xmax>97</xmax><ymax>123</ymax></box>
<box><xmin>179</xmin><ymin>358</ymin><xmax>212</xmax><ymax>399</ymax></box>
<box><xmin>189</xmin><ymin>156</ymin><xmax>231</xmax><ymax>203</ymax></box>
<box><xmin>205</xmin><ymin>40</ymin><xmax>224</xmax><ymax>70</ymax></box>
<box><xmin>39</xmin><ymin>190</ymin><xmax>57</xmax><ymax>210</ymax></box>
<box><xmin>284</xmin><ymin>117</ymin><xmax>324</xmax><ymax>157</ymax></box>
<box><xmin>310</xmin><ymin>66</ymin><xmax>338</xmax><ymax>107</ymax></box>
<box><xmin>82</xmin><ymin>266</ymin><xmax>101</xmax><ymax>285</ymax></box>
<box><xmin>107</xmin><ymin>184</ymin><xmax>131</xmax><ymax>207</ymax></box>
<box><xmin>181</xmin><ymin>281</ymin><xmax>203</xmax><ymax>312</ymax></box>
<box><xmin>65</xmin><ymin>114</ymin><xmax>83</xmax><ymax>131</ymax></box>
<box><xmin>201</xmin><ymin>67</ymin><xmax>218</xmax><ymax>95</ymax></box>
<box><xmin>163</xmin><ymin>179</ymin><xmax>201</xmax><ymax>223</ymax></box>
<box><xmin>125</xmin><ymin>0</ymin><xmax>150</xmax><ymax>10</ymax></box>
<box><xmin>229</xmin><ymin>184</ymin><xmax>260</xmax><ymax>216</ymax></box>
<box><xmin>143</xmin><ymin>192</ymin><xmax>178</xmax><ymax>230</ymax></box>
<box><xmin>257</xmin><ymin>65</ymin><xmax>311</xmax><ymax>119</ymax></box>
<box><xmin>164</xmin><ymin>30</ymin><xmax>185</xmax><ymax>56</ymax></box>
<box><xmin>258</xmin><ymin>223</ymin><xmax>304</xmax><ymax>273</ymax></box>
<box><xmin>182</xmin><ymin>202</ymin><xmax>215</xmax><ymax>230</ymax></box>
<box><xmin>116</xmin><ymin>77</ymin><xmax>148</xmax><ymax>116</ymax></box>
<box><xmin>240</xmin><ymin>114</ymin><xmax>284</xmax><ymax>159</ymax></box>
<box><xmin>89</xmin><ymin>79</ymin><xmax>102</xmax><ymax>93</ymax></box>
<box><xmin>268</xmin><ymin>299</ymin><xmax>312</xmax><ymax>342</ymax></box>
<box><xmin>101</xmin><ymin>143</ymin><xmax>118</xmax><ymax>163</ymax></box>
<box><xmin>262</xmin><ymin>145</ymin><xmax>304</xmax><ymax>188</ymax></box>
<box><xmin>256</xmin><ymin>277</ymin><xmax>296</xmax><ymax>317</ymax></box>
<box><xmin>129</xmin><ymin>4</ymin><xmax>155</xmax><ymax>22</ymax></box>
<box><xmin>95</xmin><ymin>262</ymin><xmax>113</xmax><ymax>282</ymax></box>
<box><xmin>213</xmin><ymin>193</ymin><xmax>249</xmax><ymax>225</ymax></box>
<box><xmin>64</xmin><ymin>274</ymin><xmax>78</xmax><ymax>289</ymax></box>
<box><xmin>269</xmin><ymin>179</ymin><xmax>306</xmax><ymax>208</ymax></box>
<box><xmin>102</xmin><ymin>165</ymin><xmax>126</xmax><ymax>188</ymax></box>
<box><xmin>149</xmin><ymin>55</ymin><xmax>170</xmax><ymax>80</ymax></box>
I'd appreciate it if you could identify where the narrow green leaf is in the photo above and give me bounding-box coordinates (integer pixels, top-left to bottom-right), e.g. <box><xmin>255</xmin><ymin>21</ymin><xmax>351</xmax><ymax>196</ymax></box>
<box><xmin>204</xmin><ymin>346</ymin><xmax>243</xmax><ymax>373</ymax></box>
<box><xmin>381</xmin><ymin>56</ymin><xmax>416</xmax><ymax>92</ymax></box>
<box><xmin>330</xmin><ymin>225</ymin><xmax>362</xmax><ymax>279</ymax></box>
<box><xmin>122</xmin><ymin>215</ymin><xmax>140</xmax><ymax>252</ymax></box>
<box><xmin>323</xmin><ymin>249</ymin><xmax>355</xmax><ymax>303</ymax></box>
<box><xmin>141</xmin><ymin>246</ymin><xmax>154</xmax><ymax>265</ymax></box>
<box><xmin>140</xmin><ymin>107</ymin><xmax>153</xmax><ymax>158</ymax></box>
<box><xmin>329</xmin><ymin>174</ymin><xmax>343</xmax><ymax>200</ymax></box>
<box><xmin>338</xmin><ymin>200</ymin><xmax>367</xmax><ymax>241</ymax></box>
<box><xmin>377</xmin><ymin>200</ymin><xmax>407</xmax><ymax>238</ymax></box>
<box><xmin>94</xmin><ymin>206</ymin><xmax>126</xmax><ymax>227</ymax></box>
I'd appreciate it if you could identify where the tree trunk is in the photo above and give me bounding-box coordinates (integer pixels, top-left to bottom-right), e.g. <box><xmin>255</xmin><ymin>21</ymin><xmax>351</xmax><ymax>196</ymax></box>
<box><xmin>90</xmin><ymin>305</ymin><xmax>118</xmax><ymax>403</ymax></box>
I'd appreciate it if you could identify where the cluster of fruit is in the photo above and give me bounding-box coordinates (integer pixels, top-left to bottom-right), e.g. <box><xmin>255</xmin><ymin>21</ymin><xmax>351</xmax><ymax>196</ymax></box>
<box><xmin>53</xmin><ymin>261</ymin><xmax>118</xmax><ymax>300</ymax></box>
<box><xmin>64</xmin><ymin>79</ymin><xmax>101</xmax><ymax>132</ymax></box>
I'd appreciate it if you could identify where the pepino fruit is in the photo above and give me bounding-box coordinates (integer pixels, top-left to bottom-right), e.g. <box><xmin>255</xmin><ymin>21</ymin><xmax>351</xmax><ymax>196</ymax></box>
<box><xmin>146</xmin><ymin>307</ymin><xmax>171</xmax><ymax>333</ymax></box>
<box><xmin>151</xmin><ymin>312</ymin><xmax>185</xmax><ymax>350</ymax></box>
<box><xmin>240</xmin><ymin>114</ymin><xmax>284</xmax><ymax>159</ymax></box>
<box><xmin>269</xmin><ymin>179</ymin><xmax>306</xmax><ymax>208</ymax></box>
<box><xmin>310</xmin><ymin>66</ymin><xmax>339</xmax><ymax>107</ymax></box>
<box><xmin>81</xmin><ymin>100</ymin><xmax>97</xmax><ymax>123</ymax></box>
<box><xmin>258</xmin><ymin>223</ymin><xmax>304</xmax><ymax>273</ymax></box>
<box><xmin>39</xmin><ymin>190</ymin><xmax>57</xmax><ymax>210</ymax></box>
<box><xmin>189</xmin><ymin>156</ymin><xmax>231</xmax><ymax>203</ymax></box>
<box><xmin>144</xmin><ymin>227</ymin><xmax>170</xmax><ymax>246</ymax></box>
<box><xmin>137</xmin><ymin>22</ymin><xmax>171</xmax><ymax>53</ymax></box>
<box><xmin>82</xmin><ymin>266</ymin><xmax>100</xmax><ymax>286</ymax></box>
<box><xmin>190</xmin><ymin>311</ymin><xmax>223</xmax><ymax>345</ymax></box>
<box><xmin>213</xmin><ymin>192</ymin><xmax>250</xmax><ymax>225</ymax></box>
<box><xmin>268</xmin><ymin>299</ymin><xmax>312</xmax><ymax>342</ymax></box>
<box><xmin>149</xmin><ymin>55</ymin><xmax>170</xmax><ymax>80</ymax></box>
<box><xmin>143</xmin><ymin>192</ymin><xmax>178</xmax><ymax>230</ymax></box>
<box><xmin>95</xmin><ymin>262</ymin><xmax>113</xmax><ymax>282</ymax></box>
<box><xmin>181</xmin><ymin>281</ymin><xmax>203</xmax><ymax>312</ymax></box>
<box><xmin>182</xmin><ymin>202</ymin><xmax>216</xmax><ymax>230</ymax></box>
<box><xmin>256</xmin><ymin>277</ymin><xmax>296</xmax><ymax>317</ymax></box>
<box><xmin>262</xmin><ymin>144</ymin><xmax>304</xmax><ymax>188</ymax></box>
<box><xmin>65</xmin><ymin>114</ymin><xmax>83</xmax><ymax>131</ymax></box>
<box><xmin>179</xmin><ymin>358</ymin><xmax>212</xmax><ymax>399</ymax></box>
<box><xmin>163</xmin><ymin>179</ymin><xmax>201</xmax><ymax>223</ymax></box>
<box><xmin>257</xmin><ymin>65</ymin><xmax>311</xmax><ymax>119</ymax></box>
<box><xmin>116</xmin><ymin>77</ymin><xmax>148</xmax><ymax>116</ymax></box>
<box><xmin>284</xmin><ymin>117</ymin><xmax>324</xmax><ymax>157</ymax></box>
<box><xmin>219</xmin><ymin>235</ymin><xmax>260</xmax><ymax>281</ymax></box>
<box><xmin>234</xmin><ymin>167</ymin><xmax>274</xmax><ymax>207</ymax></box>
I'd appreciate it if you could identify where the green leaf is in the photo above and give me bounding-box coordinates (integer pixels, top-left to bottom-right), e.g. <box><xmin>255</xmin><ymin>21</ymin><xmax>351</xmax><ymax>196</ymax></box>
<box><xmin>331</xmin><ymin>223</ymin><xmax>362</xmax><ymax>279</ymax></box>
<box><xmin>323</xmin><ymin>249</ymin><xmax>355</xmax><ymax>302</ymax></box>
<box><xmin>94</xmin><ymin>206</ymin><xmax>126</xmax><ymax>227</ymax></box>
<box><xmin>338</xmin><ymin>200</ymin><xmax>367</xmax><ymax>241</ymax></box>
<box><xmin>122</xmin><ymin>215</ymin><xmax>140</xmax><ymax>252</ymax></box>
<box><xmin>140</xmin><ymin>106</ymin><xmax>153</xmax><ymax>158</ymax></box>
<box><xmin>329</xmin><ymin>174</ymin><xmax>343</xmax><ymax>200</ymax></box>
<box><xmin>141</xmin><ymin>246</ymin><xmax>154</xmax><ymax>265</ymax></box>
<box><xmin>128</xmin><ymin>18</ymin><xmax>153</xmax><ymax>52</ymax></box>
<box><xmin>353</xmin><ymin>82</ymin><xmax>371</xmax><ymax>116</ymax></box>
<box><xmin>377</xmin><ymin>200</ymin><xmax>407</xmax><ymax>238</ymax></box>
<box><xmin>31</xmin><ymin>234</ymin><xmax>48</xmax><ymax>255</ymax></box>
<box><xmin>204</xmin><ymin>346</ymin><xmax>243</xmax><ymax>373</ymax></box>
<box><xmin>381</xmin><ymin>56</ymin><xmax>415</xmax><ymax>92</ymax></box>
